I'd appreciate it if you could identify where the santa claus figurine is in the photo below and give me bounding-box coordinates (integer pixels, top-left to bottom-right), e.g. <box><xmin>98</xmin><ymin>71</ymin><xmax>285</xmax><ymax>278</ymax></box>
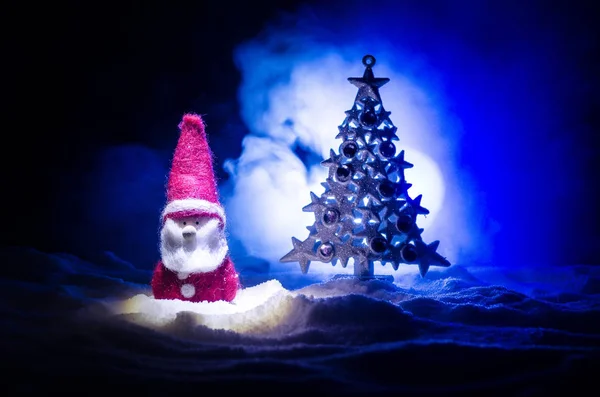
<box><xmin>151</xmin><ymin>113</ymin><xmax>240</xmax><ymax>303</ymax></box>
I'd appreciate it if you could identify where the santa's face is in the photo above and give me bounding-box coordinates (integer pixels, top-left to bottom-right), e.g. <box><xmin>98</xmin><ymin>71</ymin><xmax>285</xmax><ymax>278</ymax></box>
<box><xmin>160</xmin><ymin>214</ymin><xmax>229</xmax><ymax>274</ymax></box>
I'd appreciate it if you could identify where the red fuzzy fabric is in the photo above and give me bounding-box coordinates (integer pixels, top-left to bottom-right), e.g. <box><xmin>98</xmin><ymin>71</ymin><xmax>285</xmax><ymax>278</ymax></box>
<box><xmin>167</xmin><ymin>114</ymin><xmax>219</xmax><ymax>204</ymax></box>
<box><xmin>151</xmin><ymin>257</ymin><xmax>240</xmax><ymax>303</ymax></box>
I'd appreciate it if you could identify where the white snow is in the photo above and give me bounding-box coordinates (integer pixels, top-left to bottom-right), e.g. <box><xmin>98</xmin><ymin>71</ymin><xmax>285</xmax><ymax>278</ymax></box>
<box><xmin>112</xmin><ymin>279</ymin><xmax>297</xmax><ymax>334</ymax></box>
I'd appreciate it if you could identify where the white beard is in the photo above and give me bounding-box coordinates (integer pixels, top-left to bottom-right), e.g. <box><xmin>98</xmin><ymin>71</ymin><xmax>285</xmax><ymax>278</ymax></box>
<box><xmin>160</xmin><ymin>217</ymin><xmax>229</xmax><ymax>274</ymax></box>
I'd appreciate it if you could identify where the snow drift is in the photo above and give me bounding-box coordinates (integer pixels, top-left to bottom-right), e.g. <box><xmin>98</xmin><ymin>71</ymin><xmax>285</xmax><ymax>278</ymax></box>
<box><xmin>1</xmin><ymin>246</ymin><xmax>599</xmax><ymax>395</ymax></box>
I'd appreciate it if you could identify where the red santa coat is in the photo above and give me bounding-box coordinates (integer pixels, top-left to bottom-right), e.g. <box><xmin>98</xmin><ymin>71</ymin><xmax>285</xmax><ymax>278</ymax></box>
<box><xmin>151</xmin><ymin>257</ymin><xmax>240</xmax><ymax>303</ymax></box>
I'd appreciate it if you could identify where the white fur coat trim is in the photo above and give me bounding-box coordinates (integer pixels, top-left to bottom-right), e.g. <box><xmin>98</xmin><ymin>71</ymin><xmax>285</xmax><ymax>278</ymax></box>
<box><xmin>162</xmin><ymin>199</ymin><xmax>226</xmax><ymax>225</ymax></box>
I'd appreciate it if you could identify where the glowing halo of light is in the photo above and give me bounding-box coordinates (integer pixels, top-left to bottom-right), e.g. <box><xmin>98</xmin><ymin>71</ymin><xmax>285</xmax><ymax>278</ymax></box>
<box><xmin>226</xmin><ymin>49</ymin><xmax>457</xmax><ymax>274</ymax></box>
<box><xmin>400</xmin><ymin>147</ymin><xmax>445</xmax><ymax>230</ymax></box>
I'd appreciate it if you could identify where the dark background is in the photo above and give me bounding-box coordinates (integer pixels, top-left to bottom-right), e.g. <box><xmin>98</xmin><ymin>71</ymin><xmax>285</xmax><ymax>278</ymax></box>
<box><xmin>3</xmin><ymin>0</ymin><xmax>599</xmax><ymax>268</ymax></box>
<box><xmin>4</xmin><ymin>0</ymin><xmax>301</xmax><ymax>252</ymax></box>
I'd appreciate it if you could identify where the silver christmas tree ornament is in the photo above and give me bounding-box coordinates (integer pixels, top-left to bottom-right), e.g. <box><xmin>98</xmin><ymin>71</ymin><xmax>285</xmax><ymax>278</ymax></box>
<box><xmin>280</xmin><ymin>55</ymin><xmax>451</xmax><ymax>280</ymax></box>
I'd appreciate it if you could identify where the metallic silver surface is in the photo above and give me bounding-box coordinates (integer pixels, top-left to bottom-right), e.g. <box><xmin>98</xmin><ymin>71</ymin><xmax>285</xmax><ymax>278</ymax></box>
<box><xmin>281</xmin><ymin>55</ymin><xmax>451</xmax><ymax>278</ymax></box>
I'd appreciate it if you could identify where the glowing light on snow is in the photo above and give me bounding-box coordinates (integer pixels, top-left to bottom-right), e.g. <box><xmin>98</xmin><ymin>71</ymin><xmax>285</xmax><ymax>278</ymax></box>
<box><xmin>112</xmin><ymin>280</ymin><xmax>296</xmax><ymax>334</ymax></box>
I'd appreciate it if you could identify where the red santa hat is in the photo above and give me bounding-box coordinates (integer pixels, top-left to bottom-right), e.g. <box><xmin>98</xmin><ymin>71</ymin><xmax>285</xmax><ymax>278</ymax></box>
<box><xmin>161</xmin><ymin>113</ymin><xmax>226</xmax><ymax>226</ymax></box>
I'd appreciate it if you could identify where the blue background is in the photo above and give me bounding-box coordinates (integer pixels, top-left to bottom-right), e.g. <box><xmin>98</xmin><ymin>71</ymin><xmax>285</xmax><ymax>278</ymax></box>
<box><xmin>7</xmin><ymin>0</ymin><xmax>598</xmax><ymax>273</ymax></box>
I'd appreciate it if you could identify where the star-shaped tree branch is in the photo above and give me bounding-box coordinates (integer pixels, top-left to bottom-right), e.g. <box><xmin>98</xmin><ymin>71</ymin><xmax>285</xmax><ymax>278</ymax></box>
<box><xmin>280</xmin><ymin>236</ymin><xmax>320</xmax><ymax>273</ymax></box>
